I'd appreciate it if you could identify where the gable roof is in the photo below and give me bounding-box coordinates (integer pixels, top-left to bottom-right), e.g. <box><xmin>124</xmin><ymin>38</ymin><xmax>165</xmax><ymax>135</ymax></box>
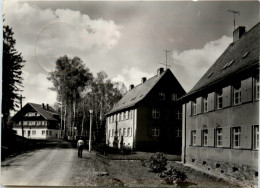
<box><xmin>107</xmin><ymin>69</ymin><xmax>169</xmax><ymax>115</ymax></box>
<box><xmin>11</xmin><ymin>103</ymin><xmax>59</xmax><ymax>121</ymax></box>
<box><xmin>183</xmin><ymin>22</ymin><xmax>259</xmax><ymax>98</ymax></box>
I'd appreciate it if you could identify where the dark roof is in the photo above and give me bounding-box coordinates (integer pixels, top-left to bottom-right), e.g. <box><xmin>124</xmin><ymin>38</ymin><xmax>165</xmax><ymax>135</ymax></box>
<box><xmin>28</xmin><ymin>103</ymin><xmax>59</xmax><ymax>121</ymax></box>
<box><xmin>184</xmin><ymin>22</ymin><xmax>259</xmax><ymax>98</ymax></box>
<box><xmin>11</xmin><ymin>103</ymin><xmax>59</xmax><ymax>121</ymax></box>
<box><xmin>107</xmin><ymin>69</ymin><xmax>169</xmax><ymax>115</ymax></box>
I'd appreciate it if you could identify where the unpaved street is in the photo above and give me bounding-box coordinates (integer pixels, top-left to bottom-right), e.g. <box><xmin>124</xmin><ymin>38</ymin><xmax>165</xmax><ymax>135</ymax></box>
<box><xmin>1</xmin><ymin>147</ymin><xmax>82</xmax><ymax>186</ymax></box>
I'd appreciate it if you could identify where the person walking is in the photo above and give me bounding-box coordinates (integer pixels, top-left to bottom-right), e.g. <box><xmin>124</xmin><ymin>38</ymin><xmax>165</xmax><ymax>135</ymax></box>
<box><xmin>77</xmin><ymin>137</ymin><xmax>84</xmax><ymax>158</ymax></box>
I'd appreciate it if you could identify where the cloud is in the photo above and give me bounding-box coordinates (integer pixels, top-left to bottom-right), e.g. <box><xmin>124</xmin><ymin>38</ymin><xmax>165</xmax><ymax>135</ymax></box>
<box><xmin>22</xmin><ymin>71</ymin><xmax>56</xmax><ymax>106</ymax></box>
<box><xmin>112</xmin><ymin>67</ymin><xmax>154</xmax><ymax>89</ymax></box>
<box><xmin>171</xmin><ymin>35</ymin><xmax>232</xmax><ymax>91</ymax></box>
<box><xmin>3</xmin><ymin>1</ymin><xmax>121</xmax><ymax>72</ymax></box>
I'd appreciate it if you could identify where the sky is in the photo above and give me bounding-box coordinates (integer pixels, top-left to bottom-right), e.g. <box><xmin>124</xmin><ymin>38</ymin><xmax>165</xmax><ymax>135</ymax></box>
<box><xmin>2</xmin><ymin>0</ymin><xmax>259</xmax><ymax>111</ymax></box>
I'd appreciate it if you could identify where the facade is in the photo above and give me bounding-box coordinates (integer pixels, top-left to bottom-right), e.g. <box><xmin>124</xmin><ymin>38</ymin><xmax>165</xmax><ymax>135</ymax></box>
<box><xmin>180</xmin><ymin>23</ymin><xmax>259</xmax><ymax>184</ymax></box>
<box><xmin>106</xmin><ymin>68</ymin><xmax>186</xmax><ymax>153</ymax></box>
<box><xmin>11</xmin><ymin>103</ymin><xmax>60</xmax><ymax>139</ymax></box>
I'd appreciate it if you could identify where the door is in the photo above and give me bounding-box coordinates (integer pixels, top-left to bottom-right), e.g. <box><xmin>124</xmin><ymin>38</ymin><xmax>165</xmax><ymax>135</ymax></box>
<box><xmin>28</xmin><ymin>130</ymin><xmax>31</xmax><ymax>137</ymax></box>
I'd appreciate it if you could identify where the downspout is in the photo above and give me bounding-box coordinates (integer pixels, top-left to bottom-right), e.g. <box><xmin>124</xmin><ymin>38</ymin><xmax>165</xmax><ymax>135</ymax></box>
<box><xmin>182</xmin><ymin>103</ymin><xmax>187</xmax><ymax>164</ymax></box>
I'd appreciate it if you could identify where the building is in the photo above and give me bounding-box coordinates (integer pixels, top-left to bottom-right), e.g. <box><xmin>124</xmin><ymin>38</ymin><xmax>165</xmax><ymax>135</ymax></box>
<box><xmin>180</xmin><ymin>23</ymin><xmax>259</xmax><ymax>184</ymax></box>
<box><xmin>106</xmin><ymin>68</ymin><xmax>186</xmax><ymax>153</ymax></box>
<box><xmin>11</xmin><ymin>103</ymin><xmax>60</xmax><ymax>139</ymax></box>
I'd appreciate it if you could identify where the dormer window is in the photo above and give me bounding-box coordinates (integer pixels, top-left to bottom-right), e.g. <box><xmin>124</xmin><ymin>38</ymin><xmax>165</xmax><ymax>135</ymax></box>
<box><xmin>207</xmin><ymin>72</ymin><xmax>213</xmax><ymax>78</ymax></box>
<box><xmin>242</xmin><ymin>51</ymin><xmax>250</xmax><ymax>59</ymax></box>
<box><xmin>159</xmin><ymin>92</ymin><xmax>165</xmax><ymax>100</ymax></box>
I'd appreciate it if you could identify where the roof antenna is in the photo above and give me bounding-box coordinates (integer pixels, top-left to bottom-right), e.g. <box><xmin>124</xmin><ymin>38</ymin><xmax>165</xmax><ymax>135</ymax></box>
<box><xmin>227</xmin><ymin>10</ymin><xmax>240</xmax><ymax>31</ymax></box>
<box><xmin>160</xmin><ymin>50</ymin><xmax>172</xmax><ymax>69</ymax></box>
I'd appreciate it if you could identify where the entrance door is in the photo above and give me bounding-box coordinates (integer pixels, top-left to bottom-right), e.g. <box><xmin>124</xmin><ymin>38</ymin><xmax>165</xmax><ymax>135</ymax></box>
<box><xmin>28</xmin><ymin>130</ymin><xmax>31</xmax><ymax>137</ymax></box>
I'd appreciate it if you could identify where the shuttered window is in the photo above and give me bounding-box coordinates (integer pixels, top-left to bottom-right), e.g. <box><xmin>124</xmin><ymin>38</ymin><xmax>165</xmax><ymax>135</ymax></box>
<box><xmin>216</xmin><ymin>89</ymin><xmax>223</xmax><ymax>109</ymax></box>
<box><xmin>223</xmin><ymin>86</ymin><xmax>231</xmax><ymax>108</ymax></box>
<box><xmin>241</xmin><ymin>77</ymin><xmax>253</xmax><ymax>103</ymax></box>
<box><xmin>202</xmin><ymin>130</ymin><xmax>208</xmax><ymax>146</ymax></box>
<box><xmin>216</xmin><ymin>128</ymin><xmax>223</xmax><ymax>147</ymax></box>
<box><xmin>191</xmin><ymin>131</ymin><xmax>196</xmax><ymax>146</ymax></box>
<box><xmin>233</xmin><ymin>82</ymin><xmax>241</xmax><ymax>105</ymax></box>
<box><xmin>232</xmin><ymin>127</ymin><xmax>241</xmax><ymax>148</ymax></box>
<box><xmin>203</xmin><ymin>95</ymin><xmax>208</xmax><ymax>113</ymax></box>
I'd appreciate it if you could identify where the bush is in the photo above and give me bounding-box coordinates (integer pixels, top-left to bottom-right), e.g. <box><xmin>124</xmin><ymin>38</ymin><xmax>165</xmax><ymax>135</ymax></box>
<box><xmin>120</xmin><ymin>145</ymin><xmax>132</xmax><ymax>155</ymax></box>
<box><xmin>159</xmin><ymin>166</ymin><xmax>187</xmax><ymax>185</ymax></box>
<box><xmin>148</xmin><ymin>152</ymin><xmax>167</xmax><ymax>173</ymax></box>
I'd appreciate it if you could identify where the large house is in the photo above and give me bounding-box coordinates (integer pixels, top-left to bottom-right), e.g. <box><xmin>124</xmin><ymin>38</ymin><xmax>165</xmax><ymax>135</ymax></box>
<box><xmin>180</xmin><ymin>23</ymin><xmax>259</xmax><ymax>184</ymax></box>
<box><xmin>11</xmin><ymin>103</ymin><xmax>60</xmax><ymax>139</ymax></box>
<box><xmin>106</xmin><ymin>68</ymin><xmax>186</xmax><ymax>153</ymax></box>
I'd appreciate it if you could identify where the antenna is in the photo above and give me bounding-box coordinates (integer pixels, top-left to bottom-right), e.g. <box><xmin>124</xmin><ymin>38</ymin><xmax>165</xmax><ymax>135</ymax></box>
<box><xmin>160</xmin><ymin>50</ymin><xmax>172</xmax><ymax>69</ymax></box>
<box><xmin>227</xmin><ymin>9</ymin><xmax>240</xmax><ymax>31</ymax></box>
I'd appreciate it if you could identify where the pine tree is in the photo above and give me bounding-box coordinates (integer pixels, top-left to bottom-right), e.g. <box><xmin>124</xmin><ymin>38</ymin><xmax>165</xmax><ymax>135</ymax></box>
<box><xmin>2</xmin><ymin>24</ymin><xmax>25</xmax><ymax>128</ymax></box>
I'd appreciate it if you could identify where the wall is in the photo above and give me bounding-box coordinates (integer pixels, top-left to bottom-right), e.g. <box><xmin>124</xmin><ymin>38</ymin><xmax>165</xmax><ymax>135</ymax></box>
<box><xmin>14</xmin><ymin>128</ymin><xmax>59</xmax><ymax>139</ymax></box>
<box><xmin>184</xmin><ymin>100</ymin><xmax>259</xmax><ymax>183</ymax></box>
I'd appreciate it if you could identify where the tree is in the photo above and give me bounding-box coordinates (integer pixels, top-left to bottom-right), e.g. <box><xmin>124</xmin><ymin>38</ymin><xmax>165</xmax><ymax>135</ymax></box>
<box><xmin>82</xmin><ymin>71</ymin><xmax>126</xmax><ymax>142</ymax></box>
<box><xmin>2</xmin><ymin>24</ymin><xmax>25</xmax><ymax>128</ymax></box>
<box><xmin>48</xmin><ymin>55</ymin><xmax>93</xmax><ymax>138</ymax></box>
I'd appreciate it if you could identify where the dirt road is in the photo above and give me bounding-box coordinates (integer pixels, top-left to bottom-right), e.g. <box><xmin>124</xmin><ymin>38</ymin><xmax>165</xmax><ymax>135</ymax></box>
<box><xmin>1</xmin><ymin>147</ymin><xmax>82</xmax><ymax>186</ymax></box>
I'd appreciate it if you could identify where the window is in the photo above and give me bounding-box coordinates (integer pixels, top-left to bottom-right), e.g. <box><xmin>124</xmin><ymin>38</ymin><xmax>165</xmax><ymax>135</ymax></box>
<box><xmin>127</xmin><ymin>128</ymin><xmax>131</xmax><ymax>136</ymax></box>
<box><xmin>46</xmin><ymin>130</ymin><xmax>48</xmax><ymax>136</ymax></box>
<box><xmin>117</xmin><ymin>114</ymin><xmax>120</xmax><ymax>121</ymax></box>
<box><xmin>129</xmin><ymin>110</ymin><xmax>132</xmax><ymax>119</ymax></box>
<box><xmin>202</xmin><ymin>130</ymin><xmax>208</xmax><ymax>146</ymax></box>
<box><xmin>232</xmin><ymin>127</ymin><xmax>241</xmax><ymax>148</ymax></box>
<box><xmin>152</xmin><ymin>128</ymin><xmax>160</xmax><ymax>136</ymax></box>
<box><xmin>114</xmin><ymin>115</ymin><xmax>116</xmax><ymax>122</ymax></box>
<box><xmin>233</xmin><ymin>82</ymin><xmax>241</xmax><ymax>105</ymax></box>
<box><xmin>23</xmin><ymin>130</ymin><xmax>26</xmax><ymax>136</ymax></box>
<box><xmin>19</xmin><ymin>121</ymin><xmax>21</xmax><ymax>125</ymax></box>
<box><xmin>152</xmin><ymin>108</ymin><xmax>160</xmax><ymax>119</ymax></box>
<box><xmin>42</xmin><ymin>130</ymin><xmax>45</xmax><ymax>135</ymax></box>
<box><xmin>254</xmin><ymin>125</ymin><xmax>259</xmax><ymax>150</ymax></box>
<box><xmin>42</xmin><ymin>121</ymin><xmax>46</xmax><ymax>126</ymax></box>
<box><xmin>172</xmin><ymin>93</ymin><xmax>177</xmax><ymax>101</ymax></box>
<box><xmin>176</xmin><ymin>110</ymin><xmax>182</xmax><ymax>119</ymax></box>
<box><xmin>31</xmin><ymin>121</ymin><xmax>35</xmax><ymax>125</ymax></box>
<box><xmin>32</xmin><ymin>130</ymin><xmax>36</xmax><ymax>135</ymax></box>
<box><xmin>216</xmin><ymin>128</ymin><xmax>223</xmax><ymax>147</ymax></box>
<box><xmin>176</xmin><ymin>128</ymin><xmax>182</xmax><ymax>137</ymax></box>
<box><xmin>159</xmin><ymin>92</ymin><xmax>165</xmax><ymax>100</ymax></box>
<box><xmin>123</xmin><ymin>128</ymin><xmax>126</xmax><ymax>136</ymax></box>
<box><xmin>255</xmin><ymin>76</ymin><xmax>259</xmax><ymax>100</ymax></box>
<box><xmin>191</xmin><ymin>131</ymin><xmax>196</xmax><ymax>146</ymax></box>
<box><xmin>203</xmin><ymin>95</ymin><xmax>208</xmax><ymax>112</ymax></box>
<box><xmin>121</xmin><ymin>112</ymin><xmax>124</xmax><ymax>121</ymax></box>
<box><xmin>119</xmin><ymin>129</ymin><xmax>121</xmax><ymax>137</ymax></box>
<box><xmin>192</xmin><ymin>100</ymin><xmax>196</xmax><ymax>115</ymax></box>
<box><xmin>125</xmin><ymin>111</ymin><xmax>128</xmax><ymax>120</ymax></box>
<box><xmin>216</xmin><ymin>89</ymin><xmax>223</xmax><ymax>109</ymax></box>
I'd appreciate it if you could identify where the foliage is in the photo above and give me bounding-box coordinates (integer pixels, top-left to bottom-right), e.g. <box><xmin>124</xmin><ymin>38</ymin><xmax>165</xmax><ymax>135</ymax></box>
<box><xmin>120</xmin><ymin>145</ymin><xmax>132</xmax><ymax>155</ymax></box>
<box><xmin>2</xmin><ymin>24</ymin><xmax>25</xmax><ymax>127</ymax></box>
<box><xmin>148</xmin><ymin>152</ymin><xmax>167</xmax><ymax>173</ymax></box>
<box><xmin>159</xmin><ymin>166</ymin><xmax>187</xmax><ymax>185</ymax></box>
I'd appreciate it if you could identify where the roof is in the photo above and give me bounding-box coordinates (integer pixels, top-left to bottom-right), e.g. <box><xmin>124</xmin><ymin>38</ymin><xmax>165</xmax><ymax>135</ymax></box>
<box><xmin>11</xmin><ymin>103</ymin><xmax>59</xmax><ymax>121</ymax></box>
<box><xmin>107</xmin><ymin>69</ymin><xmax>169</xmax><ymax>115</ymax></box>
<box><xmin>183</xmin><ymin>22</ymin><xmax>259</xmax><ymax>99</ymax></box>
<box><xmin>28</xmin><ymin>103</ymin><xmax>59</xmax><ymax>121</ymax></box>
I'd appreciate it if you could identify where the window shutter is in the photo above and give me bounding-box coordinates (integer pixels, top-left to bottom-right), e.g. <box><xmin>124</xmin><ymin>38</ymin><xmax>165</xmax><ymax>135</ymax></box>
<box><xmin>187</xmin><ymin>101</ymin><xmax>192</xmax><ymax>116</ymax></box>
<box><xmin>222</xmin><ymin>127</ymin><xmax>231</xmax><ymax>148</ymax></box>
<box><xmin>196</xmin><ymin>129</ymin><xmax>202</xmax><ymax>146</ymax></box>
<box><xmin>208</xmin><ymin>92</ymin><xmax>215</xmax><ymax>112</ymax></box>
<box><xmin>208</xmin><ymin>128</ymin><xmax>215</xmax><ymax>147</ymax></box>
<box><xmin>240</xmin><ymin>126</ymin><xmax>252</xmax><ymax>149</ymax></box>
<box><xmin>223</xmin><ymin>86</ymin><xmax>231</xmax><ymax>108</ymax></box>
<box><xmin>241</xmin><ymin>77</ymin><xmax>253</xmax><ymax>103</ymax></box>
<box><xmin>196</xmin><ymin>97</ymin><xmax>202</xmax><ymax>114</ymax></box>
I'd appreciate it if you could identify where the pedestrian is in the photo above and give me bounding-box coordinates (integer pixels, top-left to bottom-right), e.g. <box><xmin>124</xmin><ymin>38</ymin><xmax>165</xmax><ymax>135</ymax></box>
<box><xmin>77</xmin><ymin>137</ymin><xmax>84</xmax><ymax>158</ymax></box>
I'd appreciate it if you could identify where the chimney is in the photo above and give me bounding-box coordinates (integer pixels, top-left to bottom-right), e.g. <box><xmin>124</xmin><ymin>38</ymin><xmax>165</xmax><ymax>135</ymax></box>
<box><xmin>46</xmin><ymin>104</ymin><xmax>49</xmax><ymax>110</ymax></box>
<box><xmin>157</xmin><ymin>67</ymin><xmax>164</xmax><ymax>76</ymax></box>
<box><xmin>233</xmin><ymin>26</ymin><xmax>246</xmax><ymax>42</ymax></box>
<box><xmin>141</xmin><ymin>77</ymin><xmax>146</xmax><ymax>84</ymax></box>
<box><xmin>129</xmin><ymin>84</ymin><xmax>134</xmax><ymax>91</ymax></box>
<box><xmin>42</xmin><ymin>103</ymin><xmax>45</xmax><ymax>109</ymax></box>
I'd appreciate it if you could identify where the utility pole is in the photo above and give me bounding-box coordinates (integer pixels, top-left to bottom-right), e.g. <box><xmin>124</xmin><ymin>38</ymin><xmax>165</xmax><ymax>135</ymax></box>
<box><xmin>160</xmin><ymin>50</ymin><xmax>172</xmax><ymax>69</ymax></box>
<box><xmin>89</xmin><ymin>110</ymin><xmax>93</xmax><ymax>152</ymax></box>
<box><xmin>227</xmin><ymin>10</ymin><xmax>240</xmax><ymax>31</ymax></box>
<box><xmin>19</xmin><ymin>95</ymin><xmax>25</xmax><ymax>137</ymax></box>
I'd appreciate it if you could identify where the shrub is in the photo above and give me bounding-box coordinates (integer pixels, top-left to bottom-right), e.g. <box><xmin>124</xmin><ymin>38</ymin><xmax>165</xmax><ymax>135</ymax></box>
<box><xmin>120</xmin><ymin>145</ymin><xmax>132</xmax><ymax>155</ymax></box>
<box><xmin>159</xmin><ymin>166</ymin><xmax>187</xmax><ymax>185</ymax></box>
<box><xmin>148</xmin><ymin>152</ymin><xmax>167</xmax><ymax>173</ymax></box>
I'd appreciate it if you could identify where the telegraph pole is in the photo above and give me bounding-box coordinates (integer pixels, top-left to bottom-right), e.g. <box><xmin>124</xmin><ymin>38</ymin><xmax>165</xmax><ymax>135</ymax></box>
<box><xmin>19</xmin><ymin>95</ymin><xmax>25</xmax><ymax>137</ymax></box>
<box><xmin>227</xmin><ymin>10</ymin><xmax>240</xmax><ymax>31</ymax></box>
